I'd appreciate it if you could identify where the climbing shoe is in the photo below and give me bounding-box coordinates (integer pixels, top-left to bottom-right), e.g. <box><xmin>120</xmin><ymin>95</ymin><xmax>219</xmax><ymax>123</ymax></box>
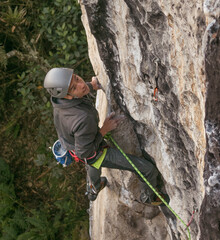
<box><xmin>150</xmin><ymin>193</ymin><xmax>170</xmax><ymax>206</ymax></box>
<box><xmin>140</xmin><ymin>192</ymin><xmax>170</xmax><ymax>207</ymax></box>
<box><xmin>86</xmin><ymin>177</ymin><xmax>108</xmax><ymax>201</ymax></box>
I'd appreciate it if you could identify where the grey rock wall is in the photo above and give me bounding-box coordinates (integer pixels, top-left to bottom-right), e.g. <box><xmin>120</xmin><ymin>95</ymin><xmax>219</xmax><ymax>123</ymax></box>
<box><xmin>79</xmin><ymin>0</ymin><xmax>220</xmax><ymax>239</ymax></box>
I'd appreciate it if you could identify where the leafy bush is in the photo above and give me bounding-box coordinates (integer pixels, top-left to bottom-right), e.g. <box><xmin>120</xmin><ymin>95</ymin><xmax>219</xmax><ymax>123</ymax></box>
<box><xmin>38</xmin><ymin>0</ymin><xmax>88</xmax><ymax>67</ymax></box>
<box><xmin>0</xmin><ymin>157</ymin><xmax>89</xmax><ymax>240</ymax></box>
<box><xmin>0</xmin><ymin>0</ymin><xmax>93</xmax><ymax>239</ymax></box>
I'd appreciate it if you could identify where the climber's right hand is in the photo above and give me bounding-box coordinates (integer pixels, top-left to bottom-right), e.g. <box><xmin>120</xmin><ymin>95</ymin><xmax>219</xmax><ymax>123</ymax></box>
<box><xmin>100</xmin><ymin>112</ymin><xmax>121</xmax><ymax>136</ymax></box>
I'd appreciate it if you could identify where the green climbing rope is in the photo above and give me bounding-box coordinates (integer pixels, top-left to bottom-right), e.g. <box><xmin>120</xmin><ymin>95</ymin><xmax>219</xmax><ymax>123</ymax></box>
<box><xmin>105</xmin><ymin>133</ymin><xmax>191</xmax><ymax>240</ymax></box>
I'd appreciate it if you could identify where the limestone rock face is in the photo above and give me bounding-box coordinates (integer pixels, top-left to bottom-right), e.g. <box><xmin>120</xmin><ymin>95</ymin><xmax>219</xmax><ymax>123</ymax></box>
<box><xmin>79</xmin><ymin>0</ymin><xmax>220</xmax><ymax>239</ymax></box>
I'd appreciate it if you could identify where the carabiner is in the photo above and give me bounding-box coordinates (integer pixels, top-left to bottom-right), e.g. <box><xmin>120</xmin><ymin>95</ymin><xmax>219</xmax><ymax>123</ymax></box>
<box><xmin>153</xmin><ymin>87</ymin><xmax>158</xmax><ymax>101</ymax></box>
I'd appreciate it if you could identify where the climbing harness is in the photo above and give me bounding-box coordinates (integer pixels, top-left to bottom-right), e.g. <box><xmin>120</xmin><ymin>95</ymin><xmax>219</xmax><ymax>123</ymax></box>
<box><xmin>51</xmin><ymin>139</ymin><xmax>108</xmax><ymax>167</ymax></box>
<box><xmin>105</xmin><ymin>133</ymin><xmax>192</xmax><ymax>240</ymax></box>
<box><xmin>153</xmin><ymin>58</ymin><xmax>159</xmax><ymax>101</ymax></box>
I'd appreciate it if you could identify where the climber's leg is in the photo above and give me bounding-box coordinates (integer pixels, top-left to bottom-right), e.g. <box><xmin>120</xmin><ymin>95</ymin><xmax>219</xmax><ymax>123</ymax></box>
<box><xmin>86</xmin><ymin>164</ymin><xmax>102</xmax><ymax>190</ymax></box>
<box><xmin>101</xmin><ymin>147</ymin><xmax>158</xmax><ymax>201</ymax></box>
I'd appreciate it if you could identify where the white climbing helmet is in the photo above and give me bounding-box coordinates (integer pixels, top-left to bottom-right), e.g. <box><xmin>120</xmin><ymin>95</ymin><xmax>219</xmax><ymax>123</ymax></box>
<box><xmin>44</xmin><ymin>68</ymin><xmax>74</xmax><ymax>98</ymax></box>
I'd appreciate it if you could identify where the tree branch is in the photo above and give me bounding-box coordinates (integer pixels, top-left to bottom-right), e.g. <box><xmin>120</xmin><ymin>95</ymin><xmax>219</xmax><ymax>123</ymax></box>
<box><xmin>6</xmin><ymin>49</ymin><xmax>50</xmax><ymax>72</ymax></box>
<box><xmin>6</xmin><ymin>50</ymin><xmax>26</xmax><ymax>60</ymax></box>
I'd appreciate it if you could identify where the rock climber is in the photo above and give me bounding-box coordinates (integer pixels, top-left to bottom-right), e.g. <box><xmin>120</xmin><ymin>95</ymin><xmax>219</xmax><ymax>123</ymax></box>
<box><xmin>44</xmin><ymin>67</ymin><xmax>166</xmax><ymax>205</ymax></box>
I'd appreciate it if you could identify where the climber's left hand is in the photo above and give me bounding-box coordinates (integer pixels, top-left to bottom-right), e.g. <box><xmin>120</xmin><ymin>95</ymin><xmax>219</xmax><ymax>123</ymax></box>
<box><xmin>91</xmin><ymin>76</ymin><xmax>102</xmax><ymax>91</ymax></box>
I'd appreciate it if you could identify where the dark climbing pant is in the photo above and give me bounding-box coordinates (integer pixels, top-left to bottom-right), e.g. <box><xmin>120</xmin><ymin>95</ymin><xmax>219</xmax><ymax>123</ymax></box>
<box><xmin>87</xmin><ymin>147</ymin><xmax>158</xmax><ymax>200</ymax></box>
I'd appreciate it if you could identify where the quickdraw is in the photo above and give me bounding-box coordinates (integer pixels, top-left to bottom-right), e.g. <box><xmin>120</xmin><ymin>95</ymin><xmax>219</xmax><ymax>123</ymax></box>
<box><xmin>153</xmin><ymin>58</ymin><xmax>159</xmax><ymax>102</ymax></box>
<box><xmin>185</xmin><ymin>208</ymin><xmax>198</xmax><ymax>229</ymax></box>
<box><xmin>153</xmin><ymin>87</ymin><xmax>158</xmax><ymax>102</ymax></box>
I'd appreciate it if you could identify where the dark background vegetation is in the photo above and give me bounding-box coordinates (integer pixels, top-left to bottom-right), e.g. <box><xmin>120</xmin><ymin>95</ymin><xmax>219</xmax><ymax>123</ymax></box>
<box><xmin>0</xmin><ymin>0</ymin><xmax>93</xmax><ymax>239</ymax></box>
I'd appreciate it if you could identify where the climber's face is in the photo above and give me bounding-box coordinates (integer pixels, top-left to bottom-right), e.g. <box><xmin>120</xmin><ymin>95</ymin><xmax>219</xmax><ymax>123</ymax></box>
<box><xmin>67</xmin><ymin>74</ymin><xmax>90</xmax><ymax>98</ymax></box>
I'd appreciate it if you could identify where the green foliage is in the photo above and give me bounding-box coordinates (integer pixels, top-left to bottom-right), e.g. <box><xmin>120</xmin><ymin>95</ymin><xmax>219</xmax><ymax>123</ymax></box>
<box><xmin>37</xmin><ymin>0</ymin><xmax>91</xmax><ymax>74</ymax></box>
<box><xmin>0</xmin><ymin>0</ymin><xmax>93</xmax><ymax>239</ymax></box>
<box><xmin>1</xmin><ymin>6</ymin><xmax>27</xmax><ymax>26</ymax></box>
<box><xmin>0</xmin><ymin>45</ymin><xmax>7</xmax><ymax>69</ymax></box>
<box><xmin>0</xmin><ymin>159</ymin><xmax>89</xmax><ymax>240</ymax></box>
<box><xmin>0</xmin><ymin>157</ymin><xmax>13</xmax><ymax>184</ymax></box>
<box><xmin>0</xmin><ymin>158</ymin><xmax>15</xmax><ymax>221</ymax></box>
